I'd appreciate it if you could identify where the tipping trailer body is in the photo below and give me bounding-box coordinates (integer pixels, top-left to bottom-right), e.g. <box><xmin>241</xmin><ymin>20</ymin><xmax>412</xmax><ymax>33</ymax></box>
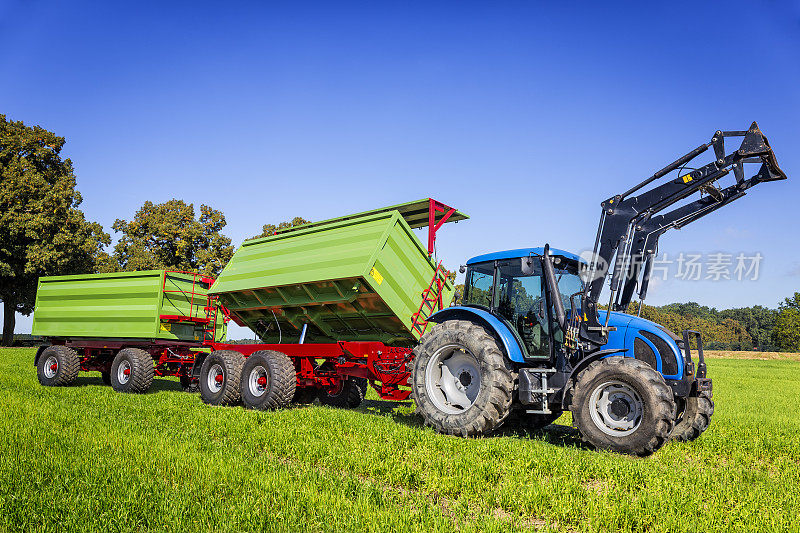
<box><xmin>32</xmin><ymin>270</ymin><xmax>227</xmax><ymax>343</ymax></box>
<box><xmin>210</xmin><ymin>202</ymin><xmax>463</xmax><ymax>345</ymax></box>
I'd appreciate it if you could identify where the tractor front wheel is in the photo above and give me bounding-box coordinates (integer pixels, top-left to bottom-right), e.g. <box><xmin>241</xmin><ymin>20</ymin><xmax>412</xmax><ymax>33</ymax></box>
<box><xmin>571</xmin><ymin>356</ymin><xmax>675</xmax><ymax>456</ymax></box>
<box><xmin>411</xmin><ymin>320</ymin><xmax>514</xmax><ymax>436</ymax></box>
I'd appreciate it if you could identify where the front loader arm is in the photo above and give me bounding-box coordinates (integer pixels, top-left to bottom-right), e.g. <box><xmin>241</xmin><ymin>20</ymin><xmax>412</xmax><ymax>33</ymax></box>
<box><xmin>580</xmin><ymin>122</ymin><xmax>786</xmax><ymax>343</ymax></box>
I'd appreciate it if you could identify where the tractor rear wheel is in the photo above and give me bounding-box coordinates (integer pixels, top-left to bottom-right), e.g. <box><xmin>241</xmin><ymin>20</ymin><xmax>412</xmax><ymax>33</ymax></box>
<box><xmin>199</xmin><ymin>350</ymin><xmax>245</xmax><ymax>406</ymax></box>
<box><xmin>36</xmin><ymin>345</ymin><xmax>80</xmax><ymax>387</ymax></box>
<box><xmin>110</xmin><ymin>348</ymin><xmax>155</xmax><ymax>393</ymax></box>
<box><xmin>411</xmin><ymin>320</ymin><xmax>514</xmax><ymax>437</ymax></box>
<box><xmin>670</xmin><ymin>390</ymin><xmax>714</xmax><ymax>441</ymax></box>
<box><xmin>571</xmin><ymin>356</ymin><xmax>675</xmax><ymax>456</ymax></box>
<box><xmin>241</xmin><ymin>350</ymin><xmax>296</xmax><ymax>410</ymax></box>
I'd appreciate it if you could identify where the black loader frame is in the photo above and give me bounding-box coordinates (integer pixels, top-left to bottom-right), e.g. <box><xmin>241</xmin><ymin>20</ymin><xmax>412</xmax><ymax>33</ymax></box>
<box><xmin>575</xmin><ymin>122</ymin><xmax>786</xmax><ymax>347</ymax></box>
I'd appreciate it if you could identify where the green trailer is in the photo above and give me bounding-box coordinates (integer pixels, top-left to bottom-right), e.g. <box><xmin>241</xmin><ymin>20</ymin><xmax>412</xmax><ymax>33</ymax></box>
<box><xmin>210</xmin><ymin>199</ymin><xmax>467</xmax><ymax>345</ymax></box>
<box><xmin>32</xmin><ymin>270</ymin><xmax>226</xmax><ymax>343</ymax></box>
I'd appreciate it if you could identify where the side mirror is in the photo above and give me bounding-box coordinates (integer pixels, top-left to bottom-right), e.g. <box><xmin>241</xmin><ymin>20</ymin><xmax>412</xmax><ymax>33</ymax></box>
<box><xmin>521</xmin><ymin>256</ymin><xmax>535</xmax><ymax>276</ymax></box>
<box><xmin>458</xmin><ymin>265</ymin><xmax>466</xmax><ymax>274</ymax></box>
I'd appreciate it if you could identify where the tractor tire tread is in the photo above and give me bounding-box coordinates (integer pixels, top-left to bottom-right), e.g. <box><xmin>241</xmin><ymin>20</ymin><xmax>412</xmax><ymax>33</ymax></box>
<box><xmin>571</xmin><ymin>356</ymin><xmax>675</xmax><ymax>456</ymax></box>
<box><xmin>412</xmin><ymin>319</ymin><xmax>514</xmax><ymax>437</ymax></box>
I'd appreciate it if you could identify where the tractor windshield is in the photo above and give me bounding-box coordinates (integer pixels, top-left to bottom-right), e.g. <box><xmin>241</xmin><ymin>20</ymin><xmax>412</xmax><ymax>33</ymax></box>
<box><xmin>463</xmin><ymin>256</ymin><xmax>584</xmax><ymax>357</ymax></box>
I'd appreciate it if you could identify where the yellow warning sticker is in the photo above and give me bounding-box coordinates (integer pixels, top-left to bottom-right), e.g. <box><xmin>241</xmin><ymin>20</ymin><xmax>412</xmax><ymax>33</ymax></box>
<box><xmin>160</xmin><ymin>323</ymin><xmax>171</xmax><ymax>332</ymax></box>
<box><xmin>681</xmin><ymin>174</ymin><xmax>693</xmax><ymax>183</ymax></box>
<box><xmin>370</xmin><ymin>267</ymin><xmax>384</xmax><ymax>285</ymax></box>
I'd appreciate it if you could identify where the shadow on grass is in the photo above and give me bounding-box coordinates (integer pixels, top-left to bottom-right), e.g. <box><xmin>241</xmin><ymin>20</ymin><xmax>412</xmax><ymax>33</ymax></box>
<box><xmin>356</xmin><ymin>398</ymin><xmax>587</xmax><ymax>449</ymax></box>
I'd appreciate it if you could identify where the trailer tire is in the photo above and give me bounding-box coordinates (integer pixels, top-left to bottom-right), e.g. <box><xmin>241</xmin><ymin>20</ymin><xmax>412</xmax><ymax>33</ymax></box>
<box><xmin>670</xmin><ymin>390</ymin><xmax>714</xmax><ymax>442</ymax></box>
<box><xmin>199</xmin><ymin>350</ymin><xmax>245</xmax><ymax>406</ymax></box>
<box><xmin>292</xmin><ymin>387</ymin><xmax>318</xmax><ymax>404</ymax></box>
<box><xmin>411</xmin><ymin>320</ymin><xmax>514</xmax><ymax>437</ymax></box>
<box><xmin>241</xmin><ymin>350</ymin><xmax>296</xmax><ymax>410</ymax></box>
<box><xmin>180</xmin><ymin>376</ymin><xmax>200</xmax><ymax>393</ymax></box>
<box><xmin>319</xmin><ymin>377</ymin><xmax>367</xmax><ymax>408</ymax></box>
<box><xmin>36</xmin><ymin>345</ymin><xmax>80</xmax><ymax>387</ymax></box>
<box><xmin>110</xmin><ymin>348</ymin><xmax>154</xmax><ymax>393</ymax></box>
<box><xmin>571</xmin><ymin>356</ymin><xmax>675</xmax><ymax>456</ymax></box>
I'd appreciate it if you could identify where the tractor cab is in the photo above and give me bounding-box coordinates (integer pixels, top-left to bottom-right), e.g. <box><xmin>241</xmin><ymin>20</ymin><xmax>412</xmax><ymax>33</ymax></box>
<box><xmin>461</xmin><ymin>248</ymin><xmax>585</xmax><ymax>360</ymax></box>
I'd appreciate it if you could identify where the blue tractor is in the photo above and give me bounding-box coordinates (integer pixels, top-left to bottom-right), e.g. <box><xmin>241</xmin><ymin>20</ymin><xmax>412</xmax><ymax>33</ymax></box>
<box><xmin>411</xmin><ymin>123</ymin><xmax>786</xmax><ymax>455</ymax></box>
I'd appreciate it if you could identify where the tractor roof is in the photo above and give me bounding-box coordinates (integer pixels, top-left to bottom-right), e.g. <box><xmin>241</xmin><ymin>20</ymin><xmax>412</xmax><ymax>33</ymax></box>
<box><xmin>466</xmin><ymin>247</ymin><xmax>586</xmax><ymax>265</ymax></box>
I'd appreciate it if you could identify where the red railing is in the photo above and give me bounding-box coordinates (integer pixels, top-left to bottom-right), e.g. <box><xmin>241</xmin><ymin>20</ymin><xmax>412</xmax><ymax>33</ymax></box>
<box><xmin>411</xmin><ymin>261</ymin><xmax>447</xmax><ymax>337</ymax></box>
<box><xmin>158</xmin><ymin>270</ymin><xmax>229</xmax><ymax>343</ymax></box>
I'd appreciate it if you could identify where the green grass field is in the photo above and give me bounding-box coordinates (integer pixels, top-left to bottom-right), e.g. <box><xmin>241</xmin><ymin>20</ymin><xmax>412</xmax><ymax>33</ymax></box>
<box><xmin>2</xmin><ymin>348</ymin><xmax>800</xmax><ymax>532</ymax></box>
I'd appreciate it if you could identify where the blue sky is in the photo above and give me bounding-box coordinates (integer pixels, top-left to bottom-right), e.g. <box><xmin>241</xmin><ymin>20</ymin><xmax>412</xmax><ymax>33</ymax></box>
<box><xmin>2</xmin><ymin>1</ymin><xmax>800</xmax><ymax>335</ymax></box>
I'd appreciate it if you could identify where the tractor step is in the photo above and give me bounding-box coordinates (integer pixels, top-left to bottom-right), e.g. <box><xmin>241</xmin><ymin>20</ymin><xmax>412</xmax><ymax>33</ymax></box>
<box><xmin>518</xmin><ymin>368</ymin><xmax>555</xmax><ymax>413</ymax></box>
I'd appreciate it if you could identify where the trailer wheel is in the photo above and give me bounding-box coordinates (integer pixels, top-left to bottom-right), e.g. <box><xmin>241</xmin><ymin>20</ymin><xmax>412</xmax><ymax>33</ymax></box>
<box><xmin>36</xmin><ymin>345</ymin><xmax>80</xmax><ymax>387</ymax></box>
<box><xmin>670</xmin><ymin>390</ymin><xmax>714</xmax><ymax>442</ymax></box>
<box><xmin>241</xmin><ymin>350</ymin><xmax>296</xmax><ymax>410</ymax></box>
<box><xmin>180</xmin><ymin>376</ymin><xmax>200</xmax><ymax>393</ymax></box>
<box><xmin>110</xmin><ymin>348</ymin><xmax>155</xmax><ymax>393</ymax></box>
<box><xmin>571</xmin><ymin>356</ymin><xmax>675</xmax><ymax>456</ymax></box>
<box><xmin>199</xmin><ymin>350</ymin><xmax>245</xmax><ymax>406</ymax></box>
<box><xmin>319</xmin><ymin>377</ymin><xmax>367</xmax><ymax>408</ymax></box>
<box><xmin>292</xmin><ymin>387</ymin><xmax>318</xmax><ymax>404</ymax></box>
<box><xmin>411</xmin><ymin>320</ymin><xmax>514</xmax><ymax>437</ymax></box>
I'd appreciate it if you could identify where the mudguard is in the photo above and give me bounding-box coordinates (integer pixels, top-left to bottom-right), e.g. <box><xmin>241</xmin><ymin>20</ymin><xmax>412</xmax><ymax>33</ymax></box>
<box><xmin>427</xmin><ymin>306</ymin><xmax>526</xmax><ymax>363</ymax></box>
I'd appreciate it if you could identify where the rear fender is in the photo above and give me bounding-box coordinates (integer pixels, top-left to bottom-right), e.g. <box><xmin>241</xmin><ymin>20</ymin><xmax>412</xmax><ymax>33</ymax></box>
<box><xmin>191</xmin><ymin>353</ymin><xmax>209</xmax><ymax>379</ymax></box>
<box><xmin>33</xmin><ymin>345</ymin><xmax>48</xmax><ymax>367</ymax></box>
<box><xmin>427</xmin><ymin>306</ymin><xmax>526</xmax><ymax>363</ymax></box>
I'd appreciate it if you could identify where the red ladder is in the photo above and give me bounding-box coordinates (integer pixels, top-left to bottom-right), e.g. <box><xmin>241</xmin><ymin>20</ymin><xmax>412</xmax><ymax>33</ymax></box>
<box><xmin>411</xmin><ymin>261</ymin><xmax>447</xmax><ymax>337</ymax></box>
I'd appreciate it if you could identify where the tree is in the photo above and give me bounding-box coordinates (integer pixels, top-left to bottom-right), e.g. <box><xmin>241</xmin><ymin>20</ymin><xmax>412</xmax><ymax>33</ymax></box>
<box><xmin>251</xmin><ymin>216</ymin><xmax>311</xmax><ymax>240</ymax></box>
<box><xmin>772</xmin><ymin>293</ymin><xmax>800</xmax><ymax>352</ymax></box>
<box><xmin>0</xmin><ymin>115</ymin><xmax>110</xmax><ymax>345</ymax></box>
<box><xmin>111</xmin><ymin>199</ymin><xmax>234</xmax><ymax>277</ymax></box>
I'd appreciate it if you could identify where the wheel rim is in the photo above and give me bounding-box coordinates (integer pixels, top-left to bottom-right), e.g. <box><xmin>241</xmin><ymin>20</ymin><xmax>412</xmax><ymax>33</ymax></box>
<box><xmin>207</xmin><ymin>363</ymin><xmax>224</xmax><ymax>393</ymax></box>
<box><xmin>117</xmin><ymin>360</ymin><xmax>132</xmax><ymax>385</ymax></box>
<box><xmin>248</xmin><ymin>365</ymin><xmax>269</xmax><ymax>397</ymax></box>
<box><xmin>425</xmin><ymin>344</ymin><xmax>481</xmax><ymax>414</ymax></box>
<box><xmin>43</xmin><ymin>356</ymin><xmax>58</xmax><ymax>379</ymax></box>
<box><xmin>589</xmin><ymin>380</ymin><xmax>643</xmax><ymax>436</ymax></box>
